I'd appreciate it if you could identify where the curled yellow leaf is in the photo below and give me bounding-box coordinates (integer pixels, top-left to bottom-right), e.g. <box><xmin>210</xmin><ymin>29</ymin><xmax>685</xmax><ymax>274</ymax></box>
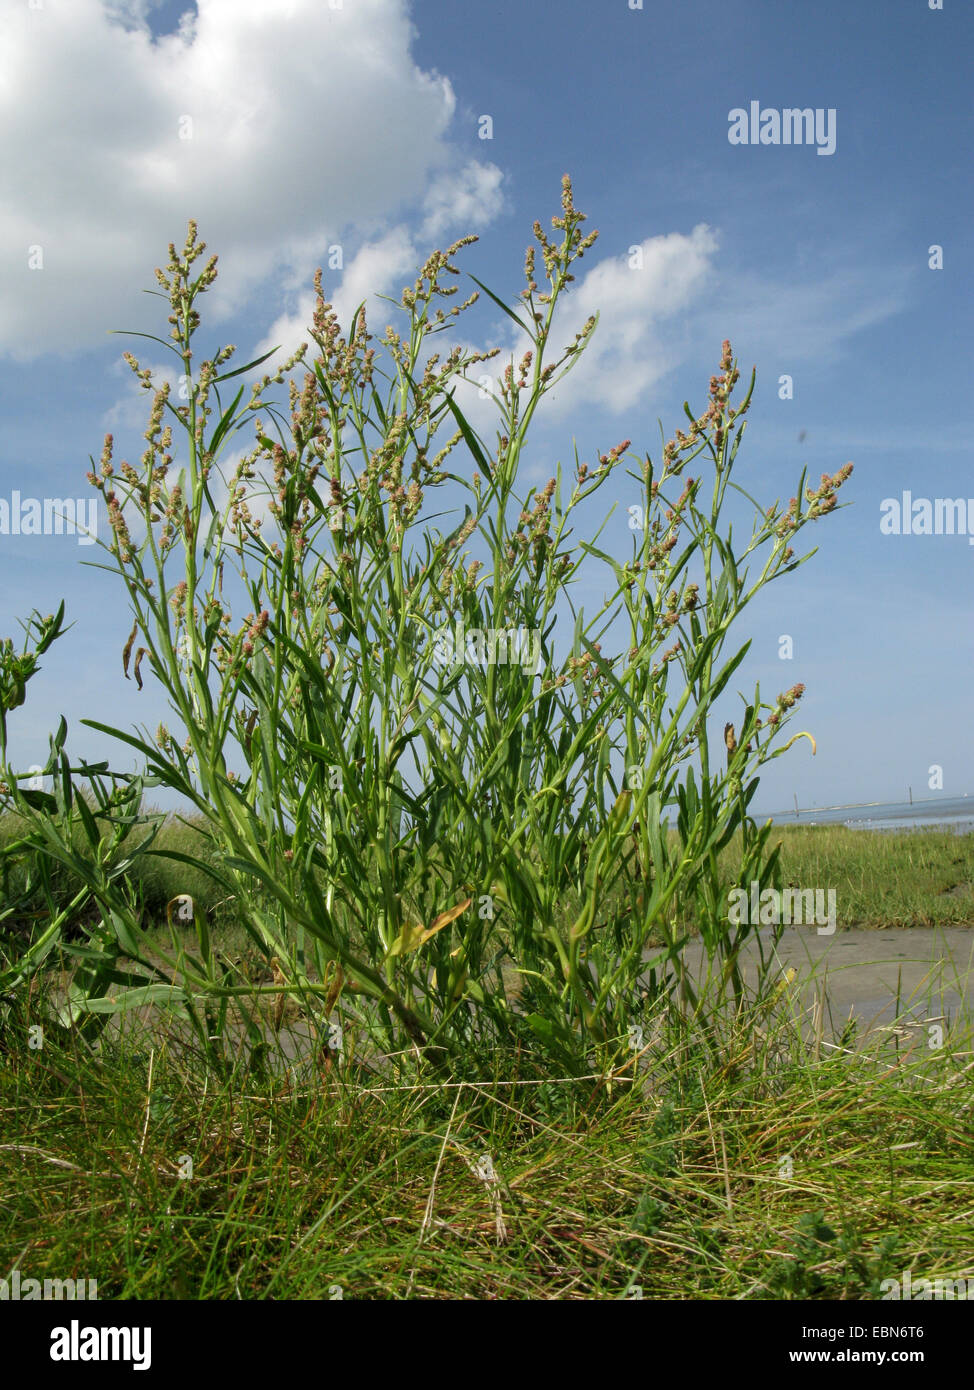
<box><xmin>781</xmin><ymin>730</ymin><xmax>816</xmax><ymax>756</ymax></box>
<box><xmin>387</xmin><ymin>897</ymin><xmax>472</xmax><ymax>958</ymax></box>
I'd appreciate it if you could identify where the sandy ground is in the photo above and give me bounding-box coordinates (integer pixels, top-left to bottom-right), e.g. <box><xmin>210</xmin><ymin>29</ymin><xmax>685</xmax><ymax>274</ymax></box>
<box><xmin>679</xmin><ymin>926</ymin><xmax>974</xmax><ymax>1031</ymax></box>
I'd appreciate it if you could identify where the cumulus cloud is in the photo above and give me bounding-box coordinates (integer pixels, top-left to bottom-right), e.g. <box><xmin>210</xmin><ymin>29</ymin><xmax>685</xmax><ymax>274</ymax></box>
<box><xmin>432</xmin><ymin>222</ymin><xmax>906</xmax><ymax>430</ymax></box>
<box><xmin>537</xmin><ymin>224</ymin><xmax>721</xmax><ymax>416</ymax></box>
<box><xmin>0</xmin><ymin>0</ymin><xmax>505</xmax><ymax>361</ymax></box>
<box><xmin>420</xmin><ymin>160</ymin><xmax>505</xmax><ymax>241</ymax></box>
<box><xmin>249</xmin><ymin>154</ymin><xmax>506</xmax><ymax>363</ymax></box>
<box><xmin>433</xmin><ymin>224</ymin><xmax>723</xmax><ymax>431</ymax></box>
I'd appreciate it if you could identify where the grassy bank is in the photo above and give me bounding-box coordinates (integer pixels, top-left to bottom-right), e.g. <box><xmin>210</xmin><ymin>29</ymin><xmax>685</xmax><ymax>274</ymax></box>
<box><xmin>3</xmin><ymin>817</ymin><xmax>971</xmax><ymax>1300</ymax></box>
<box><xmin>1</xmin><ymin>980</ymin><xmax>971</xmax><ymax>1300</ymax></box>
<box><xmin>770</xmin><ymin>824</ymin><xmax>974</xmax><ymax>929</ymax></box>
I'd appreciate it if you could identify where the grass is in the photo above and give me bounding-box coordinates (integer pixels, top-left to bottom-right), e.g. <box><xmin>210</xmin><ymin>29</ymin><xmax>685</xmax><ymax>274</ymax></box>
<box><xmin>2</xmin><ymin>974</ymin><xmax>971</xmax><ymax>1300</ymax></box>
<box><xmin>0</xmin><ymin>804</ymin><xmax>233</xmax><ymax>944</ymax></box>
<box><xmin>3</xmin><ymin>817</ymin><xmax>971</xmax><ymax>1300</ymax></box>
<box><xmin>770</xmin><ymin>824</ymin><xmax>974</xmax><ymax>929</ymax></box>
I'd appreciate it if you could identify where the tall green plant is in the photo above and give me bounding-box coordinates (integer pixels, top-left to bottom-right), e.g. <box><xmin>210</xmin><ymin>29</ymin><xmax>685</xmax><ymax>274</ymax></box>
<box><xmin>0</xmin><ymin>607</ymin><xmax>166</xmax><ymax>1037</ymax></box>
<box><xmin>72</xmin><ymin>177</ymin><xmax>851</xmax><ymax>1073</ymax></box>
<box><xmin>0</xmin><ymin>611</ymin><xmax>254</xmax><ymax>1072</ymax></box>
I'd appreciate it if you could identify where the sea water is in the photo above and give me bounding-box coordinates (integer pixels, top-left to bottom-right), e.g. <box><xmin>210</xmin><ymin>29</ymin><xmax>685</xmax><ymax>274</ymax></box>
<box><xmin>760</xmin><ymin>794</ymin><xmax>974</xmax><ymax>834</ymax></box>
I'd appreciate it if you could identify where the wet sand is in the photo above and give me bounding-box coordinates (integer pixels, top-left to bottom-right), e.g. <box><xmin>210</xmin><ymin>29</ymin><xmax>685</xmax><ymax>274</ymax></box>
<box><xmin>679</xmin><ymin>926</ymin><xmax>974</xmax><ymax>1030</ymax></box>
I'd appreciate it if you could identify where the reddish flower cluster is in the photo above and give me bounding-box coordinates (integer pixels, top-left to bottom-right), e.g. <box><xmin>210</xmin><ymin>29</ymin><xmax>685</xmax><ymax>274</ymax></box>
<box><xmin>658</xmin><ymin>340</ymin><xmax>750</xmax><ymax>470</ymax></box>
<box><xmin>599</xmin><ymin>438</ymin><xmax>631</xmax><ymax>469</ymax></box>
<box><xmin>241</xmin><ymin>609</ymin><xmax>269</xmax><ymax>658</ymax></box>
<box><xmin>775</xmin><ymin>464</ymin><xmax>854</xmax><ymax>537</ymax></box>
<box><xmin>766</xmin><ymin>683</ymin><xmax>806</xmax><ymax>727</ymax></box>
<box><xmin>805</xmin><ymin>463</ymin><xmax>854</xmax><ymax>519</ymax></box>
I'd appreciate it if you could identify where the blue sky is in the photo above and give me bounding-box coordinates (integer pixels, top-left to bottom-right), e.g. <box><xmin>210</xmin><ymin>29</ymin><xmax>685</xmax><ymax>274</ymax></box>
<box><xmin>0</xmin><ymin>0</ymin><xmax>970</xmax><ymax>817</ymax></box>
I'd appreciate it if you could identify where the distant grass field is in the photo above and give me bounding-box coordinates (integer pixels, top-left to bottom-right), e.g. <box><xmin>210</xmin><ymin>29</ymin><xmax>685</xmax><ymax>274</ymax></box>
<box><xmin>763</xmin><ymin>823</ymin><xmax>974</xmax><ymax>929</ymax></box>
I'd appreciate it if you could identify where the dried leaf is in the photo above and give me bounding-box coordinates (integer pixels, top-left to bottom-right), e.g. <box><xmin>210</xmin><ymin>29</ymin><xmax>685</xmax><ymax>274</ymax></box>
<box><xmin>133</xmin><ymin>647</ymin><xmax>148</xmax><ymax>691</ymax></box>
<box><xmin>122</xmin><ymin>621</ymin><xmax>137</xmax><ymax>679</ymax></box>
<box><xmin>387</xmin><ymin>897</ymin><xmax>472</xmax><ymax>958</ymax></box>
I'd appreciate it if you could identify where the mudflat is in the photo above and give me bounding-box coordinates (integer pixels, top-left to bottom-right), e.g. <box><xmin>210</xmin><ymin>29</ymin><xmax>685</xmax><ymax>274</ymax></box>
<box><xmin>679</xmin><ymin>926</ymin><xmax>974</xmax><ymax>1032</ymax></box>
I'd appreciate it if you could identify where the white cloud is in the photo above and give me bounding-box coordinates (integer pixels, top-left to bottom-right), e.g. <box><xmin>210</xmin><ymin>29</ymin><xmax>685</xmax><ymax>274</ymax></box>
<box><xmin>540</xmin><ymin>224</ymin><xmax>721</xmax><ymax>415</ymax></box>
<box><xmin>0</xmin><ymin>0</ymin><xmax>484</xmax><ymax>361</ymax></box>
<box><xmin>695</xmin><ymin>265</ymin><xmax>914</xmax><ymax>371</ymax></box>
<box><xmin>434</xmin><ymin>224</ymin><xmax>722</xmax><ymax>427</ymax></box>
<box><xmin>420</xmin><ymin>160</ymin><xmax>505</xmax><ymax>240</ymax></box>
<box><xmin>438</xmin><ymin>223</ymin><xmax>909</xmax><ymax>428</ymax></box>
<box><xmin>249</xmin><ymin>156</ymin><xmax>506</xmax><ymax>363</ymax></box>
